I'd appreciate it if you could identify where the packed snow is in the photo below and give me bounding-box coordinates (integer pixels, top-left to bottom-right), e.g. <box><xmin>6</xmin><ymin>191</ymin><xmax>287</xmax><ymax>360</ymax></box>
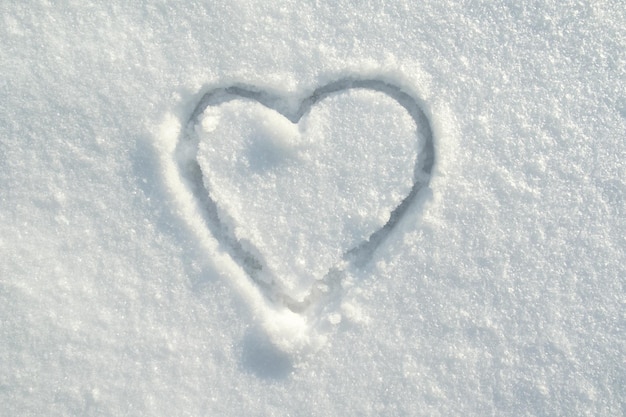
<box><xmin>1</xmin><ymin>1</ymin><xmax>624</xmax><ymax>416</ymax></box>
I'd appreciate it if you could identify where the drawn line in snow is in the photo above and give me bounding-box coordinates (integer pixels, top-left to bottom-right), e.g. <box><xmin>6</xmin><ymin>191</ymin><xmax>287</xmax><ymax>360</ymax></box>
<box><xmin>176</xmin><ymin>78</ymin><xmax>434</xmax><ymax>314</ymax></box>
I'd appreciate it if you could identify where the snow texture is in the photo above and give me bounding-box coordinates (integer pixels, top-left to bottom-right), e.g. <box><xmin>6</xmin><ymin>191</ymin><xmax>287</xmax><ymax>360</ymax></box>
<box><xmin>1</xmin><ymin>1</ymin><xmax>625</xmax><ymax>416</ymax></box>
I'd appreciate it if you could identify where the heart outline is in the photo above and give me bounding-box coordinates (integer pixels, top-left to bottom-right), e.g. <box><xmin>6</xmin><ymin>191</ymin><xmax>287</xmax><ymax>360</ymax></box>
<box><xmin>176</xmin><ymin>78</ymin><xmax>434</xmax><ymax>313</ymax></box>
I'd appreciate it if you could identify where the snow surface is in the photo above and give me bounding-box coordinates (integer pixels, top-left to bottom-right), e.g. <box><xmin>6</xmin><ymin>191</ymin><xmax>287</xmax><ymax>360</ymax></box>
<box><xmin>1</xmin><ymin>1</ymin><xmax>625</xmax><ymax>416</ymax></box>
<box><xmin>194</xmin><ymin>88</ymin><xmax>419</xmax><ymax>302</ymax></box>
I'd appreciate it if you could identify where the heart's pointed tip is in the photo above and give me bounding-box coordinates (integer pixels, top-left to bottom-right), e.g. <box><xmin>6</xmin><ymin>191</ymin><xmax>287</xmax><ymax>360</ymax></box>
<box><xmin>260</xmin><ymin>306</ymin><xmax>327</xmax><ymax>357</ymax></box>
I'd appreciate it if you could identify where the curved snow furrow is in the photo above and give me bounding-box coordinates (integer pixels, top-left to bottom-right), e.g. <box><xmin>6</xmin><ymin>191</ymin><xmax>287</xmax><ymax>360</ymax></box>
<box><xmin>177</xmin><ymin>77</ymin><xmax>435</xmax><ymax>315</ymax></box>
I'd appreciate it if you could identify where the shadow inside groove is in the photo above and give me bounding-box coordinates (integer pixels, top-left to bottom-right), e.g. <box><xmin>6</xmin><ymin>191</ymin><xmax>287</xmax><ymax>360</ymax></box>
<box><xmin>179</xmin><ymin>77</ymin><xmax>435</xmax><ymax>312</ymax></box>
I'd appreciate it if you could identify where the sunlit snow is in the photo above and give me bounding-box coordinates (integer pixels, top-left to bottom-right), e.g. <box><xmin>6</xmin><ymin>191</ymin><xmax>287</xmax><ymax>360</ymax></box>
<box><xmin>1</xmin><ymin>1</ymin><xmax>624</xmax><ymax>416</ymax></box>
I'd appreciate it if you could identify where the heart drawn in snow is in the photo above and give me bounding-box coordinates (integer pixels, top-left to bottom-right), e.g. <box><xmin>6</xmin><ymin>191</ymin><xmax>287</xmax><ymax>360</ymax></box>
<box><xmin>177</xmin><ymin>79</ymin><xmax>434</xmax><ymax>313</ymax></box>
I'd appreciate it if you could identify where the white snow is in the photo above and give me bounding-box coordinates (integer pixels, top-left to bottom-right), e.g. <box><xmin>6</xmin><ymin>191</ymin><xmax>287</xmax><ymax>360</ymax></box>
<box><xmin>194</xmin><ymin>89</ymin><xmax>418</xmax><ymax>302</ymax></box>
<box><xmin>1</xmin><ymin>1</ymin><xmax>624</xmax><ymax>416</ymax></box>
